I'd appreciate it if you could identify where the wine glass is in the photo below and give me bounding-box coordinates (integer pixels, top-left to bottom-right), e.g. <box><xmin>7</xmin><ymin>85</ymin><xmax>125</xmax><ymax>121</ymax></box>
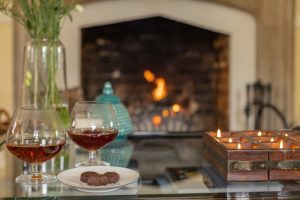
<box><xmin>68</xmin><ymin>101</ymin><xmax>119</xmax><ymax>167</ymax></box>
<box><xmin>6</xmin><ymin>107</ymin><xmax>66</xmax><ymax>184</ymax></box>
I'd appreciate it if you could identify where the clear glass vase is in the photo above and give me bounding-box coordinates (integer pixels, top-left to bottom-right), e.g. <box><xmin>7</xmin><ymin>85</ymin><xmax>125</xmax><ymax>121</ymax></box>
<box><xmin>21</xmin><ymin>38</ymin><xmax>68</xmax><ymax>126</ymax></box>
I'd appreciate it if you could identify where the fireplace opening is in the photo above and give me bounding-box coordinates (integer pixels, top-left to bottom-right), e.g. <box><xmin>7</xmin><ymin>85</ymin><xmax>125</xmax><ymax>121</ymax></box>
<box><xmin>81</xmin><ymin>17</ymin><xmax>229</xmax><ymax>132</ymax></box>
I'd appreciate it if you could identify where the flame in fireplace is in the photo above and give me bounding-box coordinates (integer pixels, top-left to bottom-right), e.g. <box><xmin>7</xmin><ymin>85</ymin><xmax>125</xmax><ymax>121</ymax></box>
<box><xmin>172</xmin><ymin>104</ymin><xmax>181</xmax><ymax>113</ymax></box>
<box><xmin>144</xmin><ymin>70</ymin><xmax>168</xmax><ymax>101</ymax></box>
<box><xmin>162</xmin><ymin>109</ymin><xmax>169</xmax><ymax>117</ymax></box>
<box><xmin>153</xmin><ymin>78</ymin><xmax>167</xmax><ymax>101</ymax></box>
<box><xmin>152</xmin><ymin>115</ymin><xmax>162</xmax><ymax>126</ymax></box>
<box><xmin>144</xmin><ymin>70</ymin><xmax>155</xmax><ymax>82</ymax></box>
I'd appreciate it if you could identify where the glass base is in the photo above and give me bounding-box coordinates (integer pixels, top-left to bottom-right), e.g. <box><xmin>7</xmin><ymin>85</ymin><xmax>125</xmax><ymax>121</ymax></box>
<box><xmin>16</xmin><ymin>174</ymin><xmax>56</xmax><ymax>184</ymax></box>
<box><xmin>75</xmin><ymin>160</ymin><xmax>110</xmax><ymax>167</ymax></box>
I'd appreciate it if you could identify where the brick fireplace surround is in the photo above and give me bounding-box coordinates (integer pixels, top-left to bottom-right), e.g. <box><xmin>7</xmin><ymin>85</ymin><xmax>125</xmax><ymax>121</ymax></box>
<box><xmin>80</xmin><ymin>17</ymin><xmax>229</xmax><ymax>131</ymax></box>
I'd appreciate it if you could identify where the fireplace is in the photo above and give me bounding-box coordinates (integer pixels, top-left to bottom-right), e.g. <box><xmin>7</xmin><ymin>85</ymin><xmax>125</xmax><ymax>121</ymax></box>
<box><xmin>81</xmin><ymin>17</ymin><xmax>229</xmax><ymax>131</ymax></box>
<box><xmin>61</xmin><ymin>0</ymin><xmax>256</xmax><ymax>130</ymax></box>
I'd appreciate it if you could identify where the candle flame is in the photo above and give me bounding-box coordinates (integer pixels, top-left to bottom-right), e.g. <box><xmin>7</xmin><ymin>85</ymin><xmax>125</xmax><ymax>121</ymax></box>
<box><xmin>237</xmin><ymin>143</ymin><xmax>241</xmax><ymax>149</ymax></box>
<box><xmin>285</xmin><ymin>133</ymin><xmax>288</xmax><ymax>137</ymax></box>
<box><xmin>270</xmin><ymin>138</ymin><xmax>274</xmax><ymax>142</ymax></box>
<box><xmin>280</xmin><ymin>140</ymin><xmax>283</xmax><ymax>149</ymax></box>
<box><xmin>258</xmin><ymin>131</ymin><xmax>262</xmax><ymax>136</ymax></box>
<box><xmin>217</xmin><ymin>129</ymin><xmax>221</xmax><ymax>138</ymax></box>
<box><xmin>229</xmin><ymin>137</ymin><xmax>232</xmax><ymax>143</ymax></box>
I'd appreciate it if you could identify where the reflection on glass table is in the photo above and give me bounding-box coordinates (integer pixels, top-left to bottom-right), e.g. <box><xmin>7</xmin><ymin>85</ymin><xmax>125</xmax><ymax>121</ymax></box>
<box><xmin>2</xmin><ymin>133</ymin><xmax>300</xmax><ymax>199</ymax></box>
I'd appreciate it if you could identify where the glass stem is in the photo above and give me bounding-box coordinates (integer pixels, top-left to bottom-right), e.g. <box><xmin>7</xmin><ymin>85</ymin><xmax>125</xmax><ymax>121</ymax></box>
<box><xmin>88</xmin><ymin>151</ymin><xmax>97</xmax><ymax>164</ymax></box>
<box><xmin>31</xmin><ymin>163</ymin><xmax>42</xmax><ymax>180</ymax></box>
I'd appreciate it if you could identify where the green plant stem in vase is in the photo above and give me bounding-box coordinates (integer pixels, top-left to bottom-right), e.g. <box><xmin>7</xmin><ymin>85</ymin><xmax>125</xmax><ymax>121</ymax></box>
<box><xmin>23</xmin><ymin>38</ymin><xmax>69</xmax><ymax>126</ymax></box>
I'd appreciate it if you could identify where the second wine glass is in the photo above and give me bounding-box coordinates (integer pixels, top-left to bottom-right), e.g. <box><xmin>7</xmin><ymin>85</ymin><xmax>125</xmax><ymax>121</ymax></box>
<box><xmin>68</xmin><ymin>102</ymin><xmax>119</xmax><ymax>167</ymax></box>
<box><xmin>6</xmin><ymin>107</ymin><xmax>66</xmax><ymax>184</ymax></box>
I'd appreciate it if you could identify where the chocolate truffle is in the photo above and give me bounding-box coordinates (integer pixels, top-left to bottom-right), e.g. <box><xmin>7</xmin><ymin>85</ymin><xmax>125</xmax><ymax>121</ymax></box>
<box><xmin>87</xmin><ymin>174</ymin><xmax>109</xmax><ymax>186</ymax></box>
<box><xmin>80</xmin><ymin>171</ymin><xmax>98</xmax><ymax>183</ymax></box>
<box><xmin>104</xmin><ymin>172</ymin><xmax>120</xmax><ymax>183</ymax></box>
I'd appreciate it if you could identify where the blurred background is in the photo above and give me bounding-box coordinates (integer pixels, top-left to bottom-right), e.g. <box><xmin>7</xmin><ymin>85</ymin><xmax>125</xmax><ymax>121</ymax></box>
<box><xmin>0</xmin><ymin>0</ymin><xmax>300</xmax><ymax>194</ymax></box>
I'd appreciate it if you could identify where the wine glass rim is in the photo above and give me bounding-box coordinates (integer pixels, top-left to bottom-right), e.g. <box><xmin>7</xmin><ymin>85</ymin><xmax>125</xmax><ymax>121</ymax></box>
<box><xmin>17</xmin><ymin>105</ymin><xmax>56</xmax><ymax>111</ymax></box>
<box><xmin>75</xmin><ymin>101</ymin><xmax>112</xmax><ymax>105</ymax></box>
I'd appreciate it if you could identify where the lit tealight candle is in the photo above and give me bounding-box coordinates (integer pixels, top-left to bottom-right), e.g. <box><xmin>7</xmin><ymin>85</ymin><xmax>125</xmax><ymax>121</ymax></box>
<box><xmin>285</xmin><ymin>133</ymin><xmax>288</xmax><ymax>137</ymax></box>
<box><xmin>237</xmin><ymin>143</ymin><xmax>241</xmax><ymax>149</ymax></box>
<box><xmin>258</xmin><ymin>131</ymin><xmax>262</xmax><ymax>136</ymax></box>
<box><xmin>279</xmin><ymin>140</ymin><xmax>283</xmax><ymax>149</ymax></box>
<box><xmin>270</xmin><ymin>138</ymin><xmax>274</xmax><ymax>142</ymax></box>
<box><xmin>229</xmin><ymin>137</ymin><xmax>232</xmax><ymax>143</ymax></box>
<box><xmin>217</xmin><ymin>129</ymin><xmax>221</xmax><ymax>138</ymax></box>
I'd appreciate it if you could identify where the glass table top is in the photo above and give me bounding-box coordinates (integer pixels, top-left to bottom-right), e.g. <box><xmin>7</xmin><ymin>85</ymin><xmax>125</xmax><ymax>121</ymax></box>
<box><xmin>1</xmin><ymin>132</ymin><xmax>300</xmax><ymax>199</ymax></box>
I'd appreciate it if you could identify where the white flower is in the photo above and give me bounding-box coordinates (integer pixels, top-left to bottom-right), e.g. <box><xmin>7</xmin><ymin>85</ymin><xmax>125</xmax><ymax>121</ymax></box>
<box><xmin>6</xmin><ymin>1</ymin><xmax>13</xmax><ymax>10</ymax></box>
<box><xmin>75</xmin><ymin>4</ymin><xmax>83</xmax><ymax>13</ymax></box>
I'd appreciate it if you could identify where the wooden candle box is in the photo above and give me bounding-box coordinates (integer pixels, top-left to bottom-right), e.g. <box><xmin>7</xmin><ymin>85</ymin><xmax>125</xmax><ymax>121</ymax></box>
<box><xmin>202</xmin><ymin>130</ymin><xmax>300</xmax><ymax>181</ymax></box>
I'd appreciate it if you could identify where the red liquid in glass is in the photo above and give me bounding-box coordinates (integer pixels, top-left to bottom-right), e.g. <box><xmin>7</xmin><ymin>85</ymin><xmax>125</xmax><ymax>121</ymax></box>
<box><xmin>7</xmin><ymin>142</ymin><xmax>65</xmax><ymax>163</ymax></box>
<box><xmin>68</xmin><ymin>129</ymin><xmax>118</xmax><ymax>151</ymax></box>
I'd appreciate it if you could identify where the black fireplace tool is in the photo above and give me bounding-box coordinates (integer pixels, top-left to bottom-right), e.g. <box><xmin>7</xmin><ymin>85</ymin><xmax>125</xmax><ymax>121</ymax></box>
<box><xmin>245</xmin><ymin>81</ymin><xmax>287</xmax><ymax>130</ymax></box>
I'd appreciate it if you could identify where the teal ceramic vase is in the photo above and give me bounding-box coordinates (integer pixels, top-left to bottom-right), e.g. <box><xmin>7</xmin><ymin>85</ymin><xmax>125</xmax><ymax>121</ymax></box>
<box><xmin>101</xmin><ymin>140</ymin><xmax>133</xmax><ymax>167</ymax></box>
<box><xmin>96</xmin><ymin>82</ymin><xmax>133</xmax><ymax>140</ymax></box>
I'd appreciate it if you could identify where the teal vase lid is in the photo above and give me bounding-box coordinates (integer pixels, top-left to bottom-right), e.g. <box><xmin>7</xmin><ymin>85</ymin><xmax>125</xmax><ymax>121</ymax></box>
<box><xmin>96</xmin><ymin>81</ymin><xmax>133</xmax><ymax>140</ymax></box>
<box><xmin>96</xmin><ymin>82</ymin><xmax>121</xmax><ymax>104</ymax></box>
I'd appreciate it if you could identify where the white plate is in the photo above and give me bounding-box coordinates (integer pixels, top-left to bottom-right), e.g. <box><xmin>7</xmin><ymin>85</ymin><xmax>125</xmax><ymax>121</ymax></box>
<box><xmin>57</xmin><ymin>166</ymin><xmax>139</xmax><ymax>192</ymax></box>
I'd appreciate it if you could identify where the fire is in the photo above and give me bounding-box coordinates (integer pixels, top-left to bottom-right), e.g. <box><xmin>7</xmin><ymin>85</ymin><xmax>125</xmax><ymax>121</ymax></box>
<box><xmin>162</xmin><ymin>109</ymin><xmax>169</xmax><ymax>117</ymax></box>
<box><xmin>229</xmin><ymin>137</ymin><xmax>232</xmax><ymax>143</ymax></box>
<box><xmin>258</xmin><ymin>131</ymin><xmax>261</xmax><ymax>136</ymax></box>
<box><xmin>144</xmin><ymin>70</ymin><xmax>168</xmax><ymax>101</ymax></box>
<box><xmin>217</xmin><ymin>129</ymin><xmax>221</xmax><ymax>138</ymax></box>
<box><xmin>153</xmin><ymin>78</ymin><xmax>167</xmax><ymax>101</ymax></box>
<box><xmin>237</xmin><ymin>143</ymin><xmax>241</xmax><ymax>149</ymax></box>
<box><xmin>152</xmin><ymin>115</ymin><xmax>162</xmax><ymax>126</ymax></box>
<box><xmin>144</xmin><ymin>70</ymin><xmax>155</xmax><ymax>82</ymax></box>
<box><xmin>280</xmin><ymin>140</ymin><xmax>283</xmax><ymax>149</ymax></box>
<box><xmin>285</xmin><ymin>133</ymin><xmax>288</xmax><ymax>137</ymax></box>
<box><xmin>270</xmin><ymin>138</ymin><xmax>274</xmax><ymax>142</ymax></box>
<box><xmin>172</xmin><ymin>104</ymin><xmax>181</xmax><ymax>113</ymax></box>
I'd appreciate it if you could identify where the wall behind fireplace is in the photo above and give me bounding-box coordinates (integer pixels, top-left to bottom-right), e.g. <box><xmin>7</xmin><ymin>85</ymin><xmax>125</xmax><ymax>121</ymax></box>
<box><xmin>210</xmin><ymin>0</ymin><xmax>295</xmax><ymax>128</ymax></box>
<box><xmin>0</xmin><ymin>15</ymin><xmax>13</xmax><ymax>114</ymax></box>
